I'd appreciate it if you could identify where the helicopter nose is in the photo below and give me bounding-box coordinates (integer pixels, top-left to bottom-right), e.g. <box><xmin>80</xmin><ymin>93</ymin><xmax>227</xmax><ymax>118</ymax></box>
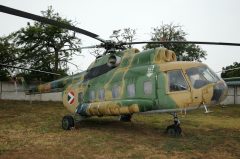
<box><xmin>211</xmin><ymin>81</ymin><xmax>228</xmax><ymax>104</ymax></box>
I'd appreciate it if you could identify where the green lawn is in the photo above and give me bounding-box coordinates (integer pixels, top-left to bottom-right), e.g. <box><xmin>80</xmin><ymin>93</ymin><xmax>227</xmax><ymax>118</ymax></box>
<box><xmin>0</xmin><ymin>100</ymin><xmax>240</xmax><ymax>159</ymax></box>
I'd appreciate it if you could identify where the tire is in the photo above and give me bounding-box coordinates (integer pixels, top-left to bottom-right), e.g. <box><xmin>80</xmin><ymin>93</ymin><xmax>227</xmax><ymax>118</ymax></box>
<box><xmin>62</xmin><ymin>115</ymin><xmax>74</xmax><ymax>130</ymax></box>
<box><xmin>120</xmin><ymin>114</ymin><xmax>132</xmax><ymax>122</ymax></box>
<box><xmin>166</xmin><ymin>124</ymin><xmax>182</xmax><ymax>136</ymax></box>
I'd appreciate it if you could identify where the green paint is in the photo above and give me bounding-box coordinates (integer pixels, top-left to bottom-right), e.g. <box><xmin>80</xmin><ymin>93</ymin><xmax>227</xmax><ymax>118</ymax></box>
<box><xmin>156</xmin><ymin>72</ymin><xmax>177</xmax><ymax>109</ymax></box>
<box><xmin>30</xmin><ymin>48</ymin><xmax>179</xmax><ymax>115</ymax></box>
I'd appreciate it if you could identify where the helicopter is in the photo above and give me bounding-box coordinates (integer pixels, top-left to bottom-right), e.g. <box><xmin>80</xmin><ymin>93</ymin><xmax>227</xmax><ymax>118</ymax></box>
<box><xmin>1</xmin><ymin>5</ymin><xmax>240</xmax><ymax>136</ymax></box>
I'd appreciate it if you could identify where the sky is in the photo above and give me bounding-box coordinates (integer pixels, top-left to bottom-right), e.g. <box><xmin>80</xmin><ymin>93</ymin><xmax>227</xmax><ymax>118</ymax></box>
<box><xmin>1</xmin><ymin>0</ymin><xmax>240</xmax><ymax>74</ymax></box>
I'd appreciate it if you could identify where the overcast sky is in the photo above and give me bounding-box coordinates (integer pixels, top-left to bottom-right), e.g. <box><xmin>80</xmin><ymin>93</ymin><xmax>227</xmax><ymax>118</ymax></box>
<box><xmin>1</xmin><ymin>0</ymin><xmax>240</xmax><ymax>74</ymax></box>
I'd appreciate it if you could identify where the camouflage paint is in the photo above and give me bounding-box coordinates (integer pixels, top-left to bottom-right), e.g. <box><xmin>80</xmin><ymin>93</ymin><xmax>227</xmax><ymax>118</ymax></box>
<box><xmin>28</xmin><ymin>47</ymin><xmax>227</xmax><ymax>116</ymax></box>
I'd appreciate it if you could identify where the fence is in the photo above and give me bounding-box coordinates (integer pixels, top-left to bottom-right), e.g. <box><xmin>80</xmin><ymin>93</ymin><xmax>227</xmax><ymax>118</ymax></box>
<box><xmin>222</xmin><ymin>86</ymin><xmax>240</xmax><ymax>105</ymax></box>
<box><xmin>0</xmin><ymin>81</ymin><xmax>62</xmax><ymax>101</ymax></box>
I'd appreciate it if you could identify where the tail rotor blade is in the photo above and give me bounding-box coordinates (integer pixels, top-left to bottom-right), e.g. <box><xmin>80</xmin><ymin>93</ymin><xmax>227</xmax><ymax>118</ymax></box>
<box><xmin>0</xmin><ymin>63</ymin><xmax>61</xmax><ymax>76</ymax></box>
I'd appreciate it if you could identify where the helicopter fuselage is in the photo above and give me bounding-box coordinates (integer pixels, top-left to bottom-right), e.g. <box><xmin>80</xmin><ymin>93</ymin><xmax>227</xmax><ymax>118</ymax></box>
<box><xmin>30</xmin><ymin>48</ymin><xmax>228</xmax><ymax>117</ymax></box>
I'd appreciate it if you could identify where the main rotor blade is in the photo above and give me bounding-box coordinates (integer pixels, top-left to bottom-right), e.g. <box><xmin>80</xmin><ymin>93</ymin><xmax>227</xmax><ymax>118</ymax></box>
<box><xmin>0</xmin><ymin>5</ymin><xmax>106</xmax><ymax>43</ymax></box>
<box><xmin>80</xmin><ymin>45</ymin><xmax>100</xmax><ymax>49</ymax></box>
<box><xmin>124</xmin><ymin>41</ymin><xmax>240</xmax><ymax>46</ymax></box>
<box><xmin>0</xmin><ymin>63</ymin><xmax>60</xmax><ymax>76</ymax></box>
<box><xmin>223</xmin><ymin>77</ymin><xmax>240</xmax><ymax>81</ymax></box>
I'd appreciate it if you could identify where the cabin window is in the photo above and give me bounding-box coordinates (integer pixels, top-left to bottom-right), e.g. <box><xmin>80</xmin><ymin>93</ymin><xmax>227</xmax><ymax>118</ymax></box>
<box><xmin>186</xmin><ymin>66</ymin><xmax>220</xmax><ymax>89</ymax></box>
<box><xmin>98</xmin><ymin>89</ymin><xmax>105</xmax><ymax>101</ymax></box>
<box><xmin>168</xmin><ymin>70</ymin><xmax>188</xmax><ymax>92</ymax></box>
<box><xmin>112</xmin><ymin>85</ymin><xmax>120</xmax><ymax>98</ymax></box>
<box><xmin>78</xmin><ymin>92</ymin><xmax>83</xmax><ymax>102</ymax></box>
<box><xmin>89</xmin><ymin>90</ymin><xmax>95</xmax><ymax>101</ymax></box>
<box><xmin>144</xmin><ymin>81</ymin><xmax>152</xmax><ymax>95</ymax></box>
<box><xmin>127</xmin><ymin>84</ymin><xmax>135</xmax><ymax>97</ymax></box>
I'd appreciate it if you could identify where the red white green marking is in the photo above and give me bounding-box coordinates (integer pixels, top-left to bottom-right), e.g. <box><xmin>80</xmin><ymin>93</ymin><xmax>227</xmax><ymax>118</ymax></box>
<box><xmin>67</xmin><ymin>91</ymin><xmax>75</xmax><ymax>104</ymax></box>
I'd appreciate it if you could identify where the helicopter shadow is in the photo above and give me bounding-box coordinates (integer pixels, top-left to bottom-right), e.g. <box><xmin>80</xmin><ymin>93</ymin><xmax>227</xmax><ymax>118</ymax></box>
<box><xmin>73</xmin><ymin>117</ymin><xmax>168</xmax><ymax>137</ymax></box>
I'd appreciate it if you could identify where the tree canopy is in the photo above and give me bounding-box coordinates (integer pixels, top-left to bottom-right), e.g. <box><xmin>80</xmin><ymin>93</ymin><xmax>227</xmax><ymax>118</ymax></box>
<box><xmin>144</xmin><ymin>23</ymin><xmax>207</xmax><ymax>61</ymax></box>
<box><xmin>221</xmin><ymin>62</ymin><xmax>240</xmax><ymax>78</ymax></box>
<box><xmin>11</xmin><ymin>6</ymin><xmax>81</xmax><ymax>82</ymax></box>
<box><xmin>110</xmin><ymin>28</ymin><xmax>136</xmax><ymax>48</ymax></box>
<box><xmin>0</xmin><ymin>35</ymin><xmax>20</xmax><ymax>81</ymax></box>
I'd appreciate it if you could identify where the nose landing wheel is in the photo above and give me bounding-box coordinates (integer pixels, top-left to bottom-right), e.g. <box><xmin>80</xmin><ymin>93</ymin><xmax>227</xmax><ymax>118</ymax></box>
<box><xmin>166</xmin><ymin>112</ymin><xmax>182</xmax><ymax>136</ymax></box>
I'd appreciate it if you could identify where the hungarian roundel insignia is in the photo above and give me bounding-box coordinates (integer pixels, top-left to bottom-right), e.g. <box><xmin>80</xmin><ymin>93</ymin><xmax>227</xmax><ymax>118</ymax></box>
<box><xmin>67</xmin><ymin>91</ymin><xmax>75</xmax><ymax>104</ymax></box>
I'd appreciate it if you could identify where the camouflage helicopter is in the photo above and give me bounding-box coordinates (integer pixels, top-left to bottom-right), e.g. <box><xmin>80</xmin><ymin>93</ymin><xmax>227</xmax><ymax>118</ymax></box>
<box><xmin>1</xmin><ymin>5</ymin><xmax>240</xmax><ymax>135</ymax></box>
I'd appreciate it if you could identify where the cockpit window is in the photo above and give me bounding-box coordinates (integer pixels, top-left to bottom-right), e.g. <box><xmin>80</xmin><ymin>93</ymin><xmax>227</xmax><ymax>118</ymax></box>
<box><xmin>186</xmin><ymin>66</ymin><xmax>220</xmax><ymax>89</ymax></box>
<box><xmin>168</xmin><ymin>70</ymin><xmax>188</xmax><ymax>92</ymax></box>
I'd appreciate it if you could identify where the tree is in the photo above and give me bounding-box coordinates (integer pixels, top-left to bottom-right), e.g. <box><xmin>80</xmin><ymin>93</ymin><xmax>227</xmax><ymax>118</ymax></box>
<box><xmin>110</xmin><ymin>28</ymin><xmax>136</xmax><ymax>48</ymax></box>
<box><xmin>221</xmin><ymin>62</ymin><xmax>240</xmax><ymax>78</ymax></box>
<box><xmin>0</xmin><ymin>35</ymin><xmax>20</xmax><ymax>81</ymax></box>
<box><xmin>12</xmin><ymin>6</ymin><xmax>81</xmax><ymax>82</ymax></box>
<box><xmin>144</xmin><ymin>23</ymin><xmax>207</xmax><ymax>61</ymax></box>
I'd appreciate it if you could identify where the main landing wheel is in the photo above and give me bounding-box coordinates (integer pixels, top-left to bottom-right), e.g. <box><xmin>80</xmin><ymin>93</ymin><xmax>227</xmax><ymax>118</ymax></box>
<box><xmin>62</xmin><ymin>115</ymin><xmax>74</xmax><ymax>130</ymax></box>
<box><xmin>120</xmin><ymin>114</ymin><xmax>132</xmax><ymax>122</ymax></box>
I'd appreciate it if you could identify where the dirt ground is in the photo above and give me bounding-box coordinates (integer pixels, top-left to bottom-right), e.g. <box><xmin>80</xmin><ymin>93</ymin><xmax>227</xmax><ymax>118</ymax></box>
<box><xmin>0</xmin><ymin>100</ymin><xmax>240</xmax><ymax>159</ymax></box>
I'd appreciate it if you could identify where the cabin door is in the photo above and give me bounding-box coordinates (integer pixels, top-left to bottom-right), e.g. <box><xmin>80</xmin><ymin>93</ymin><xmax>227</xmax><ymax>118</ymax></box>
<box><xmin>164</xmin><ymin>70</ymin><xmax>192</xmax><ymax>108</ymax></box>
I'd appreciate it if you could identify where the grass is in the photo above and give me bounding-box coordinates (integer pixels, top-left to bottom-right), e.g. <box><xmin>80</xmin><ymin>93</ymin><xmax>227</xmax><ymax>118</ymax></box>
<box><xmin>0</xmin><ymin>100</ymin><xmax>240</xmax><ymax>159</ymax></box>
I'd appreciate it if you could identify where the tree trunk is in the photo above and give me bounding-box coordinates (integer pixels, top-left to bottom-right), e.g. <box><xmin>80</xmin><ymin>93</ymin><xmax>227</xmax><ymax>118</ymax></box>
<box><xmin>54</xmin><ymin>50</ymin><xmax>59</xmax><ymax>79</ymax></box>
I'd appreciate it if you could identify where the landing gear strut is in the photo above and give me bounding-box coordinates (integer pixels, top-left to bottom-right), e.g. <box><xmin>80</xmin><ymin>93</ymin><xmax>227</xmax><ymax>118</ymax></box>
<box><xmin>166</xmin><ymin>112</ymin><xmax>182</xmax><ymax>136</ymax></box>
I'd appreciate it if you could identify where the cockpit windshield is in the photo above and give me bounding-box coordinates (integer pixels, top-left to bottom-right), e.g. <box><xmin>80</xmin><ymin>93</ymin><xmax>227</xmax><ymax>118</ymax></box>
<box><xmin>186</xmin><ymin>66</ymin><xmax>220</xmax><ymax>89</ymax></box>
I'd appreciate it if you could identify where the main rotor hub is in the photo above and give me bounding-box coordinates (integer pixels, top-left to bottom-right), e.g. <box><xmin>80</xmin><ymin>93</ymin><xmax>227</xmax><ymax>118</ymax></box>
<box><xmin>100</xmin><ymin>41</ymin><xmax>126</xmax><ymax>52</ymax></box>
